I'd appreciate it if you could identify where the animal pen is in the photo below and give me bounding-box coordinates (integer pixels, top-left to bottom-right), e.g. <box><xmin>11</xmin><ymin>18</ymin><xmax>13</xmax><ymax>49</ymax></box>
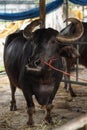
<box><xmin>0</xmin><ymin>0</ymin><xmax>87</xmax><ymax>130</ymax></box>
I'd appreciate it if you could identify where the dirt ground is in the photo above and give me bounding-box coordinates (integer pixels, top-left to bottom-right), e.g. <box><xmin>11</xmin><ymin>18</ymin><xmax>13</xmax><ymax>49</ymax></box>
<box><xmin>0</xmin><ymin>69</ymin><xmax>87</xmax><ymax>130</ymax></box>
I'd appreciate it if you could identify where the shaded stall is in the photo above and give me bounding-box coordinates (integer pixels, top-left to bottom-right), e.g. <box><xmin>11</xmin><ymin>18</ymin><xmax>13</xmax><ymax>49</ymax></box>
<box><xmin>0</xmin><ymin>0</ymin><xmax>87</xmax><ymax>130</ymax></box>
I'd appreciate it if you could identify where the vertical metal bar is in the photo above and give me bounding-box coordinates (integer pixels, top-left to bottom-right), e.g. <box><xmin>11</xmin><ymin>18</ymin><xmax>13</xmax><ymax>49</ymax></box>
<box><xmin>63</xmin><ymin>0</ymin><xmax>68</xmax><ymax>26</ymax></box>
<box><xmin>76</xmin><ymin>44</ymin><xmax>79</xmax><ymax>81</ymax></box>
<box><xmin>82</xmin><ymin>6</ymin><xmax>84</xmax><ymax>22</ymax></box>
<box><xmin>4</xmin><ymin>1</ymin><xmax>6</xmax><ymax>26</ymax></box>
<box><xmin>66</xmin><ymin>0</ymin><xmax>68</xmax><ymax>25</ymax></box>
<box><xmin>39</xmin><ymin>0</ymin><xmax>46</xmax><ymax>28</ymax></box>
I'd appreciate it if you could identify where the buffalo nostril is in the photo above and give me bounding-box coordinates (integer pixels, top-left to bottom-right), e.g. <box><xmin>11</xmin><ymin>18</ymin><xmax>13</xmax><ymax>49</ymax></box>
<box><xmin>28</xmin><ymin>58</ymin><xmax>31</xmax><ymax>64</ymax></box>
<box><xmin>34</xmin><ymin>59</ymin><xmax>41</xmax><ymax>67</ymax></box>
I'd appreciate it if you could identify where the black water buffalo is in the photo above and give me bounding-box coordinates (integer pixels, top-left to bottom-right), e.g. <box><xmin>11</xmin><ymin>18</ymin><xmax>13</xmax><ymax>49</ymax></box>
<box><xmin>61</xmin><ymin>21</ymin><xmax>87</xmax><ymax>97</ymax></box>
<box><xmin>4</xmin><ymin>18</ymin><xmax>84</xmax><ymax>126</ymax></box>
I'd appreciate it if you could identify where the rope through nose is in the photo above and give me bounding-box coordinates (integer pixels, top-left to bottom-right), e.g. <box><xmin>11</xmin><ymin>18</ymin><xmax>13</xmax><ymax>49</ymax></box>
<box><xmin>42</xmin><ymin>60</ymin><xmax>87</xmax><ymax>83</ymax></box>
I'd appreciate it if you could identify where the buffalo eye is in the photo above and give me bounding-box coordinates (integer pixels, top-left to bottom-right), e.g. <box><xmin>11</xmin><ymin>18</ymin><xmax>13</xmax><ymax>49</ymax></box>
<box><xmin>50</xmin><ymin>37</ymin><xmax>57</xmax><ymax>45</ymax></box>
<box><xmin>51</xmin><ymin>39</ymin><xmax>55</xmax><ymax>44</ymax></box>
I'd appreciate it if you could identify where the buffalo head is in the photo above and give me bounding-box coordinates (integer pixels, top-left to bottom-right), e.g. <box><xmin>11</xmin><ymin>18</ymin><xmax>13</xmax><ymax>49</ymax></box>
<box><xmin>23</xmin><ymin>18</ymin><xmax>84</xmax><ymax>72</ymax></box>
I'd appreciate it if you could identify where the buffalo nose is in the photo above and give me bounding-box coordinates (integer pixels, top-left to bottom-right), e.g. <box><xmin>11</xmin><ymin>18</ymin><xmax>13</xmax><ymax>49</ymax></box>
<box><xmin>34</xmin><ymin>59</ymin><xmax>41</xmax><ymax>67</ymax></box>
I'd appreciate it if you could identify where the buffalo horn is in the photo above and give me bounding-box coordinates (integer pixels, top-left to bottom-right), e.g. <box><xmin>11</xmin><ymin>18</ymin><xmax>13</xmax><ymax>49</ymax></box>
<box><xmin>23</xmin><ymin>19</ymin><xmax>41</xmax><ymax>38</ymax></box>
<box><xmin>56</xmin><ymin>18</ymin><xmax>84</xmax><ymax>43</ymax></box>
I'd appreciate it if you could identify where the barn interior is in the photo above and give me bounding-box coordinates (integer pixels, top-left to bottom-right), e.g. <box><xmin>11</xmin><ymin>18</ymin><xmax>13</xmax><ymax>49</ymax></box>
<box><xmin>0</xmin><ymin>0</ymin><xmax>87</xmax><ymax>130</ymax></box>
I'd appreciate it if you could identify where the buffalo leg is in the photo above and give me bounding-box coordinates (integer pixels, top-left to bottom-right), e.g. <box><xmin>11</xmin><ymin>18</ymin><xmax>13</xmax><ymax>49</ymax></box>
<box><xmin>10</xmin><ymin>82</ymin><xmax>17</xmax><ymax>111</ymax></box>
<box><xmin>22</xmin><ymin>90</ymin><xmax>35</xmax><ymax>127</ymax></box>
<box><xmin>45</xmin><ymin>104</ymin><xmax>53</xmax><ymax>124</ymax></box>
<box><xmin>64</xmin><ymin>74</ymin><xmax>76</xmax><ymax>97</ymax></box>
<box><xmin>45</xmin><ymin>77</ymin><xmax>62</xmax><ymax>123</ymax></box>
<box><xmin>64</xmin><ymin>59</ymin><xmax>76</xmax><ymax>97</ymax></box>
<box><xmin>27</xmin><ymin>107</ymin><xmax>35</xmax><ymax>127</ymax></box>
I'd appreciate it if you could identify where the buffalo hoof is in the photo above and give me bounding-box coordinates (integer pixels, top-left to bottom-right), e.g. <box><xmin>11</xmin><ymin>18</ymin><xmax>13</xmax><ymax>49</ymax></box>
<box><xmin>44</xmin><ymin>116</ymin><xmax>53</xmax><ymax>125</ymax></box>
<box><xmin>10</xmin><ymin>105</ymin><xmax>17</xmax><ymax>111</ymax></box>
<box><xmin>10</xmin><ymin>101</ymin><xmax>17</xmax><ymax>111</ymax></box>
<box><xmin>71</xmin><ymin>92</ymin><xmax>77</xmax><ymax>97</ymax></box>
<box><xmin>27</xmin><ymin>120</ymin><xmax>34</xmax><ymax>127</ymax></box>
<box><xmin>64</xmin><ymin>85</ymin><xmax>77</xmax><ymax>97</ymax></box>
<box><xmin>66</xmin><ymin>88</ymin><xmax>77</xmax><ymax>97</ymax></box>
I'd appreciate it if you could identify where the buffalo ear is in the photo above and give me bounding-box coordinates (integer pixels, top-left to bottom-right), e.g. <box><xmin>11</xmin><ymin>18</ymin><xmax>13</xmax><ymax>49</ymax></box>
<box><xmin>59</xmin><ymin>46</ymin><xmax>80</xmax><ymax>58</ymax></box>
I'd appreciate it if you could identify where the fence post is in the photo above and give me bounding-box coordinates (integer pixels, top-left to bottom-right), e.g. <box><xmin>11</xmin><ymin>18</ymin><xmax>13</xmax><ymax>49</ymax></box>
<box><xmin>39</xmin><ymin>0</ymin><xmax>46</xmax><ymax>28</ymax></box>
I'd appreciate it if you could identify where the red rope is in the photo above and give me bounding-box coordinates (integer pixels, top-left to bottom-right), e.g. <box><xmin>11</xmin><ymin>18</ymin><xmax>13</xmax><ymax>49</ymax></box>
<box><xmin>43</xmin><ymin>61</ymin><xmax>87</xmax><ymax>83</ymax></box>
